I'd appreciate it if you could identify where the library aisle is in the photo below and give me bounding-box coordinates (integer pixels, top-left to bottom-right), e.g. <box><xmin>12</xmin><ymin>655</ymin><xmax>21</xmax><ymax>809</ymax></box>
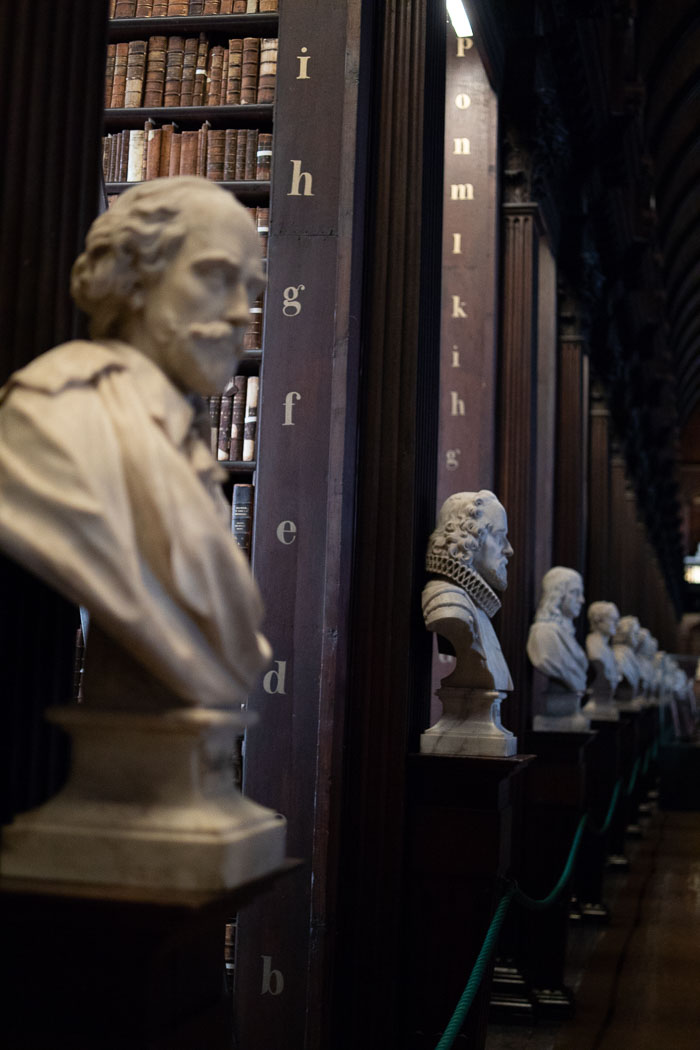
<box><xmin>487</xmin><ymin>810</ymin><xmax>700</xmax><ymax>1050</ymax></box>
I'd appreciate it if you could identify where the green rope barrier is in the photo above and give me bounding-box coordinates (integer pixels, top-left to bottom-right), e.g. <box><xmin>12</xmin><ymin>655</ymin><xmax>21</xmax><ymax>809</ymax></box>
<box><xmin>513</xmin><ymin>812</ymin><xmax>587</xmax><ymax>912</ymax></box>
<box><xmin>625</xmin><ymin>755</ymin><xmax>642</xmax><ymax>797</ymax></box>
<box><xmin>434</xmin><ymin>886</ymin><xmax>515</xmax><ymax>1050</ymax></box>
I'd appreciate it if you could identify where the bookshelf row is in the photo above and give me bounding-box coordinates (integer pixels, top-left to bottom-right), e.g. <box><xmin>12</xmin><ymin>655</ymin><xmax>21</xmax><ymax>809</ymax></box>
<box><xmin>110</xmin><ymin>1</ymin><xmax>278</xmax><ymax>16</ymax></box>
<box><xmin>103</xmin><ymin>124</ymin><xmax>271</xmax><ymax>183</ymax></box>
<box><xmin>106</xmin><ymin>34</ymin><xmax>277</xmax><ymax>109</ymax></box>
<box><xmin>207</xmin><ymin>374</ymin><xmax>259</xmax><ymax>464</ymax></box>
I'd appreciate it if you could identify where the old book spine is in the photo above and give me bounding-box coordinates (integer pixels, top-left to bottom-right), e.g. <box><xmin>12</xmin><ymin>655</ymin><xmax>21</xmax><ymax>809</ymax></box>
<box><xmin>135</xmin><ymin>0</ymin><xmax>154</xmax><ymax>15</ymax></box>
<box><xmin>246</xmin><ymin>0</ymin><xmax>258</xmax><ymax>11</ymax></box>
<box><xmin>217</xmin><ymin>393</ymin><xmax>233</xmax><ymax>460</ymax></box>
<box><xmin>206</xmin><ymin>44</ymin><xmax>225</xmax><ymax>106</ymax></box>
<box><xmin>168</xmin><ymin>131</ymin><xmax>182</xmax><ymax>175</ymax></box>
<box><xmin>114</xmin><ymin>0</ymin><xmax>137</xmax><ymax>15</ymax></box>
<box><xmin>196</xmin><ymin>120</ymin><xmax>210</xmax><ymax>176</ymax></box>
<box><xmin>105</xmin><ymin>44</ymin><xmax>116</xmax><ymax>108</ymax></box>
<box><xmin>208</xmin><ymin>394</ymin><xmax>222</xmax><ymax>456</ymax></box>
<box><xmin>108</xmin><ymin>134</ymin><xmax>119</xmax><ymax>182</ymax></box>
<box><xmin>193</xmin><ymin>34</ymin><xmax>209</xmax><ymax>107</ymax></box>
<box><xmin>226</xmin><ymin>38</ymin><xmax>243</xmax><ymax>104</ymax></box>
<box><xmin>152</xmin><ymin>0</ymin><xmax>169</xmax><ymax>14</ymax></box>
<box><xmin>240</xmin><ymin>37</ymin><xmax>259</xmax><ymax>105</ymax></box>
<box><xmin>231</xmin><ymin>484</ymin><xmax>254</xmax><ymax>559</ymax></box>
<box><xmin>233</xmin><ymin>0</ymin><xmax>247</xmax><ymax>12</ymax></box>
<box><xmin>242</xmin><ymin>376</ymin><xmax>259</xmax><ymax>461</ymax></box>
<box><xmin>142</xmin><ymin>119</ymin><xmax>155</xmax><ymax>180</ymax></box>
<box><xmin>145</xmin><ymin>126</ymin><xmax>162</xmax><ymax>180</ymax></box>
<box><xmin>230</xmin><ymin>376</ymin><xmax>247</xmax><ymax>461</ymax></box>
<box><xmin>259</xmin><ymin>0</ymin><xmax>278</xmax><ymax>9</ymax></box>
<box><xmin>234</xmin><ymin>128</ymin><xmax>247</xmax><ymax>180</ymax></box>
<box><xmin>188</xmin><ymin>0</ymin><xmax>205</xmax><ymax>12</ymax></box>
<box><xmin>125</xmin><ymin>39</ymin><xmax>147</xmax><ymax>108</ymax></box>
<box><xmin>256</xmin><ymin>206</ymin><xmax>269</xmax><ymax>259</ymax></box>
<box><xmin>159</xmin><ymin>123</ymin><xmax>175</xmax><ymax>175</ymax></box>
<box><xmin>256</xmin><ymin>131</ymin><xmax>271</xmax><ymax>180</ymax></box>
<box><xmin>143</xmin><ymin>36</ymin><xmax>167</xmax><ymax>107</ymax></box>
<box><xmin>243</xmin><ymin>297</ymin><xmax>263</xmax><ymax>351</ymax></box>
<box><xmin>257</xmin><ymin>37</ymin><xmax>277</xmax><ymax>104</ymax></box>
<box><xmin>111</xmin><ymin>42</ymin><xmax>129</xmax><ymax>108</ymax></box>
<box><xmin>244</xmin><ymin>129</ymin><xmax>258</xmax><ymax>180</ymax></box>
<box><xmin>220</xmin><ymin>1</ymin><xmax>234</xmax><ymax>15</ymax></box>
<box><xmin>167</xmin><ymin>0</ymin><xmax>189</xmax><ymax>13</ymax></box>
<box><xmin>206</xmin><ymin>128</ymin><xmax>225</xmax><ymax>181</ymax></box>
<box><xmin>102</xmin><ymin>136</ymin><xmax>110</xmax><ymax>182</ymax></box>
<box><xmin>180</xmin><ymin>36</ymin><xmax>198</xmax><ymax>107</ymax></box>
<box><xmin>118</xmin><ymin>129</ymin><xmax>130</xmax><ymax>182</ymax></box>
<box><xmin>179</xmin><ymin>130</ymin><xmax>198</xmax><ymax>173</ymax></box>
<box><xmin>223</xmin><ymin>129</ymin><xmax>238</xmax><ymax>180</ymax></box>
<box><xmin>164</xmin><ymin>36</ymin><xmax>185</xmax><ymax>107</ymax></box>
<box><xmin>109</xmin><ymin>0</ymin><xmax>117</xmax><ymax>17</ymax></box>
<box><xmin>203</xmin><ymin>0</ymin><xmax>221</xmax><ymax>12</ymax></box>
<box><xmin>127</xmin><ymin>128</ymin><xmax>146</xmax><ymax>181</ymax></box>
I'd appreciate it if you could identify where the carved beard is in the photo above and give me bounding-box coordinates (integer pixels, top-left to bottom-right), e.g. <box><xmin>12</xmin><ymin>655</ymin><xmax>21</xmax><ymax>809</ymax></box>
<box><xmin>478</xmin><ymin>561</ymin><xmax>507</xmax><ymax>593</ymax></box>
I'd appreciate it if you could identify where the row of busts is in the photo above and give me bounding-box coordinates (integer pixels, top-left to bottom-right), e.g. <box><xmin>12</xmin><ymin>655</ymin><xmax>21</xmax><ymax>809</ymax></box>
<box><xmin>526</xmin><ymin>566</ymin><xmax>694</xmax><ymax>732</ymax></box>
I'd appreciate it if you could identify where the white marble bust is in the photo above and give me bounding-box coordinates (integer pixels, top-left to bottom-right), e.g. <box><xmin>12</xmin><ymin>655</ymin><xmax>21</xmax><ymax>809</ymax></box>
<box><xmin>584</xmin><ymin>600</ymin><xmax>621</xmax><ymax>719</ymax></box>
<box><xmin>612</xmin><ymin>614</ymin><xmax>641</xmax><ymax>702</ymax></box>
<box><xmin>0</xmin><ymin>178</ymin><xmax>286</xmax><ymax>890</ymax></box>
<box><xmin>421</xmin><ymin>490</ymin><xmax>516</xmax><ymax>756</ymax></box>
<box><xmin>636</xmin><ymin>628</ymin><xmax>657</xmax><ymax>699</ymax></box>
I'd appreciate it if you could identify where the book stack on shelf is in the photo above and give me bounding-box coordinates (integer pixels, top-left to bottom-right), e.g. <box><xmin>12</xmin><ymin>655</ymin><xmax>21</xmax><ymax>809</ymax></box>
<box><xmin>102</xmin><ymin>123</ymin><xmax>271</xmax><ymax>183</ymax></box>
<box><xmin>206</xmin><ymin>374</ymin><xmax>259</xmax><ymax>465</ymax></box>
<box><xmin>110</xmin><ymin>1</ymin><xmax>278</xmax><ymax>16</ymax></box>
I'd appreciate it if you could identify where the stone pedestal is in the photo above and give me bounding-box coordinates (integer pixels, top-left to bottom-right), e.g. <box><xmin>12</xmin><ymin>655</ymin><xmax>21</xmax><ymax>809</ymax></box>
<box><xmin>582</xmin><ymin>694</ymin><xmax>620</xmax><ymax>722</ymax></box>
<box><xmin>420</xmin><ymin>687</ymin><xmax>517</xmax><ymax>757</ymax></box>
<box><xmin>1</xmin><ymin>706</ymin><xmax>286</xmax><ymax>891</ymax></box>
<box><xmin>574</xmin><ymin>719</ymin><xmax>622</xmax><ymax>916</ymax></box>
<box><xmin>519</xmin><ymin>731</ymin><xmax>596</xmax><ymax>1017</ymax></box>
<box><xmin>401</xmin><ymin>753</ymin><xmax>533</xmax><ymax>1049</ymax></box>
<box><xmin>533</xmin><ymin>689</ymin><xmax>590</xmax><ymax>733</ymax></box>
<box><xmin>0</xmin><ymin>862</ymin><xmax>297</xmax><ymax>1050</ymax></box>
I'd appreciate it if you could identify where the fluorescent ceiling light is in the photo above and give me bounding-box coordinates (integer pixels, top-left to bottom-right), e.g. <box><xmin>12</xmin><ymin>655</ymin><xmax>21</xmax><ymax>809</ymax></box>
<box><xmin>447</xmin><ymin>0</ymin><xmax>473</xmax><ymax>37</ymax></box>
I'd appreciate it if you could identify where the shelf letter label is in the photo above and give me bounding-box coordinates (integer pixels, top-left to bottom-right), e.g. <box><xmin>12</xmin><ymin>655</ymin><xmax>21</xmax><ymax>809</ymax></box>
<box><xmin>455</xmin><ymin>93</ymin><xmax>471</xmax><ymax>109</ymax></box>
<box><xmin>450</xmin><ymin>392</ymin><xmax>465</xmax><ymax>416</ymax></box>
<box><xmin>446</xmin><ymin>448</ymin><xmax>461</xmax><ymax>470</ymax></box>
<box><xmin>263</xmin><ymin>661</ymin><xmax>287</xmax><ymax>695</ymax></box>
<box><xmin>452</xmin><ymin>348</ymin><xmax>461</xmax><ymax>367</ymax></box>
<box><xmin>283</xmin><ymin>285</ymin><xmax>305</xmax><ymax>316</ymax></box>
<box><xmin>452</xmin><ymin>296</ymin><xmax>467</xmax><ymax>318</ymax></box>
<box><xmin>450</xmin><ymin>183</ymin><xmax>474</xmax><ymax>201</ymax></box>
<box><xmin>457</xmin><ymin>38</ymin><xmax>474</xmax><ymax>57</ymax></box>
<box><xmin>288</xmin><ymin>159</ymin><xmax>314</xmax><ymax>196</ymax></box>
<box><xmin>276</xmin><ymin>521</ymin><xmax>298</xmax><ymax>545</ymax></box>
<box><xmin>283</xmin><ymin>391</ymin><xmax>301</xmax><ymax>426</ymax></box>
<box><xmin>261</xmin><ymin>957</ymin><xmax>285</xmax><ymax>996</ymax></box>
<box><xmin>297</xmin><ymin>46</ymin><xmax>310</xmax><ymax>79</ymax></box>
<box><xmin>454</xmin><ymin>137</ymin><xmax>471</xmax><ymax>155</ymax></box>
<box><xmin>452</xmin><ymin>233</ymin><xmax>462</xmax><ymax>254</ymax></box>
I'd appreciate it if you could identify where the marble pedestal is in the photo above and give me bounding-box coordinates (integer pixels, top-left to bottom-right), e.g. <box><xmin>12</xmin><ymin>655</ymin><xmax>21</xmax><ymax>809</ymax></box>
<box><xmin>582</xmin><ymin>695</ymin><xmax>620</xmax><ymax>722</ymax></box>
<box><xmin>534</xmin><ymin>689</ymin><xmax>590</xmax><ymax>733</ymax></box>
<box><xmin>1</xmin><ymin>706</ymin><xmax>286</xmax><ymax>890</ymax></box>
<box><xmin>420</xmin><ymin>687</ymin><xmax>517</xmax><ymax>757</ymax></box>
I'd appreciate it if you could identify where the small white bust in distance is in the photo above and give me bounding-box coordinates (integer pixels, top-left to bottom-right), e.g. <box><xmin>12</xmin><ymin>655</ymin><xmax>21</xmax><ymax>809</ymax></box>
<box><xmin>612</xmin><ymin>614</ymin><xmax>642</xmax><ymax>701</ymax></box>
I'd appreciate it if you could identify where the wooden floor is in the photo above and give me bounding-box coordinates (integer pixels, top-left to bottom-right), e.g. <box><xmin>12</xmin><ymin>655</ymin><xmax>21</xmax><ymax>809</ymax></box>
<box><xmin>487</xmin><ymin>810</ymin><xmax>700</xmax><ymax>1050</ymax></box>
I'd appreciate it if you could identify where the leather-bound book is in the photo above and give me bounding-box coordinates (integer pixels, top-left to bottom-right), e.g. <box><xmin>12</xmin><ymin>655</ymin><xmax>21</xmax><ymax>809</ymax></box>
<box><xmin>257</xmin><ymin>37</ymin><xmax>277</xmax><ymax>104</ymax></box>
<box><xmin>126</xmin><ymin>129</ymin><xmax>146</xmax><ymax>182</ymax></box>
<box><xmin>168</xmin><ymin>131</ymin><xmax>182</xmax><ymax>175</ymax></box>
<box><xmin>259</xmin><ymin>0</ymin><xmax>278</xmax><ymax>9</ymax></box>
<box><xmin>142</xmin><ymin>118</ymin><xmax>155</xmax><ymax>179</ymax></box>
<box><xmin>256</xmin><ymin>206</ymin><xmax>269</xmax><ymax>258</ymax></box>
<box><xmin>114</xmin><ymin>0</ymin><xmax>137</xmax><ymax>15</ymax></box>
<box><xmin>256</xmin><ymin>131</ymin><xmax>272</xmax><ymax>180</ymax></box>
<box><xmin>143</xmin><ymin>36</ymin><xmax>167</xmax><ymax>107</ymax></box>
<box><xmin>244</xmin><ymin>129</ymin><xmax>258</xmax><ymax>180</ymax></box>
<box><xmin>109</xmin><ymin>0</ymin><xmax>117</xmax><ymax>17</ymax></box>
<box><xmin>145</xmin><ymin>125</ymin><xmax>162</xmax><ymax>180</ymax></box>
<box><xmin>217</xmin><ymin>391</ymin><xmax>233</xmax><ymax>461</ymax></box>
<box><xmin>105</xmin><ymin>135</ymin><xmax>117</xmax><ymax>182</ymax></box>
<box><xmin>180</xmin><ymin>36</ymin><xmax>198</xmax><ymax>107</ymax></box>
<box><xmin>105</xmin><ymin>44</ymin><xmax>116</xmax><ymax>108</ymax></box>
<box><xmin>203</xmin><ymin>0</ymin><xmax>221</xmax><ymax>13</ymax></box>
<box><xmin>152</xmin><ymin>0</ymin><xmax>169</xmax><ymax>14</ymax></box>
<box><xmin>206</xmin><ymin>129</ymin><xmax>225</xmax><ymax>181</ymax></box>
<box><xmin>240</xmin><ymin>37</ymin><xmax>259</xmax><ymax>104</ymax></box>
<box><xmin>196</xmin><ymin>120</ymin><xmax>210</xmax><ymax>176</ymax></box>
<box><xmin>193</xmin><ymin>34</ymin><xmax>209</xmax><ymax>107</ymax></box>
<box><xmin>167</xmin><ymin>0</ymin><xmax>188</xmax><ymax>13</ymax></box>
<box><xmin>159</xmin><ymin>123</ymin><xmax>176</xmax><ymax>175</ymax></box>
<box><xmin>111</xmin><ymin>42</ymin><xmax>129</xmax><ymax>108</ymax></box>
<box><xmin>125</xmin><ymin>39</ymin><xmax>147</xmax><ymax>108</ymax></box>
<box><xmin>234</xmin><ymin>128</ymin><xmax>247</xmax><ymax>180</ymax></box>
<box><xmin>233</xmin><ymin>1</ymin><xmax>247</xmax><ymax>12</ymax></box>
<box><xmin>208</xmin><ymin>395</ymin><xmax>222</xmax><ymax>456</ymax></box>
<box><xmin>164</xmin><ymin>36</ymin><xmax>185</xmax><ymax>107</ymax></box>
<box><xmin>223</xmin><ymin>129</ymin><xmax>238</xmax><ymax>180</ymax></box>
<box><xmin>231</xmin><ymin>484</ymin><xmax>254</xmax><ymax>559</ymax></box>
<box><xmin>220</xmin><ymin>1</ymin><xmax>234</xmax><ymax>14</ymax></box>
<box><xmin>135</xmin><ymin>1</ymin><xmax>154</xmax><ymax>15</ymax></box>
<box><xmin>246</xmin><ymin>0</ymin><xmax>258</xmax><ymax>10</ymax></box>
<box><xmin>242</xmin><ymin>376</ymin><xmax>259</xmax><ymax>461</ymax></box>
<box><xmin>188</xmin><ymin>1</ymin><xmax>205</xmax><ymax>13</ymax></box>
<box><xmin>243</xmin><ymin>297</ymin><xmax>263</xmax><ymax>351</ymax></box>
<box><xmin>179</xmin><ymin>130</ymin><xmax>199</xmax><ymax>173</ymax></box>
<box><xmin>230</xmin><ymin>376</ymin><xmax>247</xmax><ymax>461</ymax></box>
<box><xmin>206</xmin><ymin>44</ymin><xmax>225</xmax><ymax>106</ymax></box>
<box><xmin>226</xmin><ymin>38</ymin><xmax>243</xmax><ymax>104</ymax></box>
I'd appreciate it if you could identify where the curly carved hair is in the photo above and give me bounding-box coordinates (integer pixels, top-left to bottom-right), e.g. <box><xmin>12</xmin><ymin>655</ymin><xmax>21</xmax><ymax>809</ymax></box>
<box><xmin>534</xmin><ymin>566</ymin><xmax>583</xmax><ymax>623</ymax></box>
<box><xmin>587</xmin><ymin>600</ymin><xmax>619</xmax><ymax>633</ymax></box>
<box><xmin>612</xmin><ymin>614</ymin><xmax>640</xmax><ymax>647</ymax></box>
<box><xmin>426</xmin><ymin>490</ymin><xmax>501</xmax><ymax>570</ymax></box>
<box><xmin>70</xmin><ymin>177</ymin><xmax>245</xmax><ymax>338</ymax></box>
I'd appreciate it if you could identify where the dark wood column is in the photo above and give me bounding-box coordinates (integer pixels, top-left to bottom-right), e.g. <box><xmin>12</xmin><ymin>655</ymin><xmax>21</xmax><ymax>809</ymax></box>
<box><xmin>497</xmin><ymin>198</ymin><xmax>542</xmax><ymax>740</ymax></box>
<box><xmin>609</xmin><ymin>449</ymin><xmax>628</xmax><ymax>611</ymax></box>
<box><xmin>0</xmin><ymin>0</ymin><xmax>107</xmax><ymax>823</ymax></box>
<box><xmin>587</xmin><ymin>384</ymin><xmax>613</xmax><ymax>604</ymax></box>
<box><xmin>553</xmin><ymin>292</ymin><xmax>588</xmax><ymax>574</ymax></box>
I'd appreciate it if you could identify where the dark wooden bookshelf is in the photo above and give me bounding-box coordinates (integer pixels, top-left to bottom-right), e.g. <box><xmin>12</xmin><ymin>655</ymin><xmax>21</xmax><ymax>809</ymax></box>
<box><xmin>108</xmin><ymin>14</ymin><xmax>279</xmax><ymax>42</ymax></box>
<box><xmin>103</xmin><ymin>105</ymin><xmax>273</xmax><ymax>130</ymax></box>
<box><xmin>221</xmin><ymin>460</ymin><xmax>256</xmax><ymax>474</ymax></box>
<box><xmin>105</xmin><ymin>180</ymin><xmax>269</xmax><ymax>202</ymax></box>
